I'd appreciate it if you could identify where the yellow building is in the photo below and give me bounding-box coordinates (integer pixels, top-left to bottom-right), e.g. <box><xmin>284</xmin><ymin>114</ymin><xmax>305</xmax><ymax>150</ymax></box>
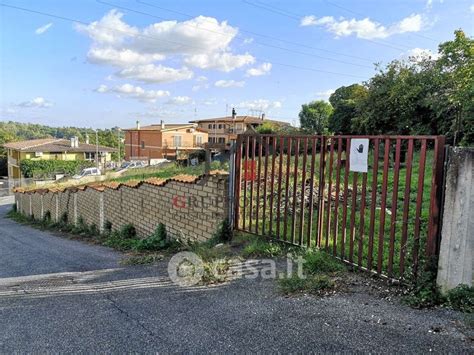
<box><xmin>3</xmin><ymin>138</ymin><xmax>116</xmax><ymax>179</ymax></box>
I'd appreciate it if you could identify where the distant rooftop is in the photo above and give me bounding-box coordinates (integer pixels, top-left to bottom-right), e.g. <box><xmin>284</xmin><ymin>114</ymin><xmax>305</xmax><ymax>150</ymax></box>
<box><xmin>3</xmin><ymin>138</ymin><xmax>117</xmax><ymax>153</ymax></box>
<box><xmin>190</xmin><ymin>115</ymin><xmax>289</xmax><ymax>125</ymax></box>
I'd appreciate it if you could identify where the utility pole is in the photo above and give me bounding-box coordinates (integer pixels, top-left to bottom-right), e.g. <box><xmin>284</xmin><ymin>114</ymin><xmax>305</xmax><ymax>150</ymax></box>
<box><xmin>95</xmin><ymin>129</ymin><xmax>99</xmax><ymax>171</ymax></box>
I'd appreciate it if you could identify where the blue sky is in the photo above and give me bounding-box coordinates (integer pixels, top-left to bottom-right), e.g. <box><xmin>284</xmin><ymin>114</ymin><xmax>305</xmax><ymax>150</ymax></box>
<box><xmin>0</xmin><ymin>0</ymin><xmax>472</xmax><ymax>129</ymax></box>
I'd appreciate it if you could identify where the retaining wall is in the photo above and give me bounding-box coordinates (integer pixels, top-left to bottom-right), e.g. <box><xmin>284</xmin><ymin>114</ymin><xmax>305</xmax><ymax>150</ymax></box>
<box><xmin>15</xmin><ymin>173</ymin><xmax>229</xmax><ymax>242</ymax></box>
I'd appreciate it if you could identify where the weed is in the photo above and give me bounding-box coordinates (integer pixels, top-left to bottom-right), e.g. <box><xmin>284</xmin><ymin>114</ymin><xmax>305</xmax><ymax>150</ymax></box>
<box><xmin>133</xmin><ymin>223</ymin><xmax>173</xmax><ymax>252</ymax></box>
<box><xmin>121</xmin><ymin>253</ymin><xmax>164</xmax><ymax>265</ymax></box>
<box><xmin>242</xmin><ymin>237</ymin><xmax>285</xmax><ymax>258</ymax></box>
<box><xmin>190</xmin><ymin>242</ymin><xmax>233</xmax><ymax>262</ymax></box>
<box><xmin>104</xmin><ymin>231</ymin><xmax>140</xmax><ymax>251</ymax></box>
<box><xmin>104</xmin><ymin>220</ymin><xmax>113</xmax><ymax>233</ymax></box>
<box><xmin>279</xmin><ymin>274</ymin><xmax>335</xmax><ymax>295</ymax></box>
<box><xmin>303</xmin><ymin>249</ymin><xmax>347</xmax><ymax>274</ymax></box>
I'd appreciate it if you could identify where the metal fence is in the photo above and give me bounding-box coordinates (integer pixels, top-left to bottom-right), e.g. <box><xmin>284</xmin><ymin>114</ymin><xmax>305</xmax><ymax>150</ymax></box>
<box><xmin>233</xmin><ymin>134</ymin><xmax>446</xmax><ymax>281</ymax></box>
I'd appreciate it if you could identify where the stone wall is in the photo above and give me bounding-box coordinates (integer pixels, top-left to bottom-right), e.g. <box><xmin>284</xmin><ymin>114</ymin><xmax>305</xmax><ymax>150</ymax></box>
<box><xmin>437</xmin><ymin>148</ymin><xmax>473</xmax><ymax>293</ymax></box>
<box><xmin>14</xmin><ymin>173</ymin><xmax>229</xmax><ymax>242</ymax></box>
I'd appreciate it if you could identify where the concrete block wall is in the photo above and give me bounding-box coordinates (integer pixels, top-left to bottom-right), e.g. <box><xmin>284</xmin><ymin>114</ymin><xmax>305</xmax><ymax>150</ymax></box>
<box><xmin>14</xmin><ymin>173</ymin><xmax>229</xmax><ymax>243</ymax></box>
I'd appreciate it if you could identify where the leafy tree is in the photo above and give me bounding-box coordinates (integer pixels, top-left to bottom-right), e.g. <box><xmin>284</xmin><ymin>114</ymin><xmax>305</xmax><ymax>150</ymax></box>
<box><xmin>299</xmin><ymin>100</ymin><xmax>333</xmax><ymax>134</ymax></box>
<box><xmin>328</xmin><ymin>84</ymin><xmax>368</xmax><ymax>134</ymax></box>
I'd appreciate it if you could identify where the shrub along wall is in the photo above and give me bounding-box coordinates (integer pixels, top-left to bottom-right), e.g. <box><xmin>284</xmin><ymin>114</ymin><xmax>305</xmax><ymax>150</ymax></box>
<box><xmin>14</xmin><ymin>172</ymin><xmax>230</xmax><ymax>242</ymax></box>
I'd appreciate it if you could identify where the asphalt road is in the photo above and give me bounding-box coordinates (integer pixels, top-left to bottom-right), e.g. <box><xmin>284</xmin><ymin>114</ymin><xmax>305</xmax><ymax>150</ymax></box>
<box><xmin>0</xmin><ymin>198</ymin><xmax>472</xmax><ymax>353</ymax></box>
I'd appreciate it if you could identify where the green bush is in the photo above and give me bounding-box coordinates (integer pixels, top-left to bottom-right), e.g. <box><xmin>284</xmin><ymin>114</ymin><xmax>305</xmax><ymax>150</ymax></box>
<box><xmin>242</xmin><ymin>237</ymin><xmax>284</xmax><ymax>258</ymax></box>
<box><xmin>104</xmin><ymin>231</ymin><xmax>140</xmax><ymax>251</ymax></box>
<box><xmin>133</xmin><ymin>223</ymin><xmax>169</xmax><ymax>251</ymax></box>
<box><xmin>445</xmin><ymin>285</ymin><xmax>474</xmax><ymax>313</ymax></box>
<box><xmin>214</xmin><ymin>218</ymin><xmax>233</xmax><ymax>243</ymax></box>
<box><xmin>20</xmin><ymin>159</ymin><xmax>94</xmax><ymax>179</ymax></box>
<box><xmin>119</xmin><ymin>224</ymin><xmax>136</xmax><ymax>239</ymax></box>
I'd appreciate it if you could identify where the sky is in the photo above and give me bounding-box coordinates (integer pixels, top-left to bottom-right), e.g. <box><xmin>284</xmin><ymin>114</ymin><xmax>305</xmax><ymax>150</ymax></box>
<box><xmin>0</xmin><ymin>0</ymin><xmax>472</xmax><ymax>129</ymax></box>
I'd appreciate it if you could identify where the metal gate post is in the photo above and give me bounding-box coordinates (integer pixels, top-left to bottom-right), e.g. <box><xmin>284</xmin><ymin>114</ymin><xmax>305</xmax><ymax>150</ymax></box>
<box><xmin>233</xmin><ymin>137</ymin><xmax>242</xmax><ymax>230</ymax></box>
<box><xmin>426</xmin><ymin>136</ymin><xmax>446</xmax><ymax>257</ymax></box>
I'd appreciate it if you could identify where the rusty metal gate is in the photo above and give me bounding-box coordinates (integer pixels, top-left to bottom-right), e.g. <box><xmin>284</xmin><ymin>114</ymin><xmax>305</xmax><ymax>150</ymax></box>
<box><xmin>233</xmin><ymin>134</ymin><xmax>446</xmax><ymax>280</ymax></box>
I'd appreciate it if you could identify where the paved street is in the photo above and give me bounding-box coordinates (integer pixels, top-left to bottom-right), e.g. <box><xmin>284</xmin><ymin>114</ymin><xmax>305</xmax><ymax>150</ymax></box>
<box><xmin>0</xmin><ymin>198</ymin><xmax>472</xmax><ymax>353</ymax></box>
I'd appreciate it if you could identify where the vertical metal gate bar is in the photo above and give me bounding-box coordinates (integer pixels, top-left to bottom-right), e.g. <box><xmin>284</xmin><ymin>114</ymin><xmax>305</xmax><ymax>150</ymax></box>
<box><xmin>340</xmin><ymin>138</ymin><xmax>350</xmax><ymax>258</ymax></box>
<box><xmin>377</xmin><ymin>138</ymin><xmax>391</xmax><ymax>274</ymax></box>
<box><xmin>367</xmin><ymin>138</ymin><xmax>380</xmax><ymax>271</ymax></box>
<box><xmin>276</xmin><ymin>137</ymin><xmax>284</xmax><ymax>240</ymax></box>
<box><xmin>388</xmin><ymin>138</ymin><xmax>401</xmax><ymax>277</ymax></box>
<box><xmin>306</xmin><ymin>137</ymin><xmax>317</xmax><ymax>248</ymax></box>
<box><xmin>324</xmin><ymin>138</ymin><xmax>334</xmax><ymax>249</ymax></box>
<box><xmin>298</xmin><ymin>137</ymin><xmax>308</xmax><ymax>245</ymax></box>
<box><xmin>269</xmin><ymin>137</ymin><xmax>277</xmax><ymax>237</ymax></box>
<box><xmin>413</xmin><ymin>139</ymin><xmax>427</xmax><ymax>279</ymax></box>
<box><xmin>233</xmin><ymin>137</ymin><xmax>242</xmax><ymax>229</ymax></box>
<box><xmin>349</xmin><ymin>172</ymin><xmax>358</xmax><ymax>264</ymax></box>
<box><xmin>426</xmin><ymin>136</ymin><xmax>446</xmax><ymax>257</ymax></box>
<box><xmin>242</xmin><ymin>136</ymin><xmax>249</xmax><ymax>230</ymax></box>
<box><xmin>399</xmin><ymin>139</ymin><xmax>414</xmax><ymax>277</ymax></box>
<box><xmin>317</xmin><ymin>137</ymin><xmax>327</xmax><ymax>247</ymax></box>
<box><xmin>358</xmin><ymin>172</ymin><xmax>368</xmax><ymax>269</ymax></box>
<box><xmin>283</xmin><ymin>137</ymin><xmax>292</xmax><ymax>242</ymax></box>
<box><xmin>249</xmin><ymin>136</ymin><xmax>256</xmax><ymax>232</ymax></box>
<box><xmin>255</xmin><ymin>136</ymin><xmax>263</xmax><ymax>234</ymax></box>
<box><xmin>291</xmin><ymin>138</ymin><xmax>300</xmax><ymax>244</ymax></box>
<box><xmin>332</xmin><ymin>137</ymin><xmax>343</xmax><ymax>255</ymax></box>
<box><xmin>262</xmin><ymin>136</ymin><xmax>270</xmax><ymax>235</ymax></box>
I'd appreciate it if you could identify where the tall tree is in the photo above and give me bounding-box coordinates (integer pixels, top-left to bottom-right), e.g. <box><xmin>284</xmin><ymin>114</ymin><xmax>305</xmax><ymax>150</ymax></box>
<box><xmin>328</xmin><ymin>84</ymin><xmax>368</xmax><ymax>134</ymax></box>
<box><xmin>299</xmin><ymin>100</ymin><xmax>333</xmax><ymax>134</ymax></box>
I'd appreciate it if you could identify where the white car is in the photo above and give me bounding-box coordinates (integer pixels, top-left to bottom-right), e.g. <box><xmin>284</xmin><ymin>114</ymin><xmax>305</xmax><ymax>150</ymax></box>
<box><xmin>116</xmin><ymin>161</ymin><xmax>147</xmax><ymax>173</ymax></box>
<box><xmin>73</xmin><ymin>167</ymin><xmax>101</xmax><ymax>179</ymax></box>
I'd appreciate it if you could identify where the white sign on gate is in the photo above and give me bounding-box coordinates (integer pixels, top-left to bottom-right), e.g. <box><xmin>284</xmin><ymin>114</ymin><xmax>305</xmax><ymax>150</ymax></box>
<box><xmin>349</xmin><ymin>139</ymin><xmax>369</xmax><ymax>173</ymax></box>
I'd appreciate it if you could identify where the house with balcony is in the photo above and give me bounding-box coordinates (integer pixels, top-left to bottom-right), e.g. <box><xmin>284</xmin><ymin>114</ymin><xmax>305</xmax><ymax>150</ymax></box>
<box><xmin>190</xmin><ymin>110</ymin><xmax>289</xmax><ymax>149</ymax></box>
<box><xmin>123</xmin><ymin>121</ymin><xmax>208</xmax><ymax>161</ymax></box>
<box><xmin>3</xmin><ymin>137</ymin><xmax>116</xmax><ymax>179</ymax></box>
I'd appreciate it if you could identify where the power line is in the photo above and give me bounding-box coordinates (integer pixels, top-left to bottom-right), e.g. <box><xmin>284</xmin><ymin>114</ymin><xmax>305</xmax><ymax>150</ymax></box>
<box><xmin>242</xmin><ymin>0</ymin><xmax>419</xmax><ymax>52</ymax></box>
<box><xmin>136</xmin><ymin>0</ymin><xmax>375</xmax><ymax>63</ymax></box>
<box><xmin>97</xmin><ymin>0</ymin><xmax>371</xmax><ymax>69</ymax></box>
<box><xmin>0</xmin><ymin>2</ymin><xmax>368</xmax><ymax>80</ymax></box>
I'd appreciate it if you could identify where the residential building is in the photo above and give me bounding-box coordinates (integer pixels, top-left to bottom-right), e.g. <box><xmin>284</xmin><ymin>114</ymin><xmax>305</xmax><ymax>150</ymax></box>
<box><xmin>190</xmin><ymin>111</ymin><xmax>289</xmax><ymax>148</ymax></box>
<box><xmin>123</xmin><ymin>121</ymin><xmax>208</xmax><ymax>161</ymax></box>
<box><xmin>3</xmin><ymin>137</ymin><xmax>116</xmax><ymax>179</ymax></box>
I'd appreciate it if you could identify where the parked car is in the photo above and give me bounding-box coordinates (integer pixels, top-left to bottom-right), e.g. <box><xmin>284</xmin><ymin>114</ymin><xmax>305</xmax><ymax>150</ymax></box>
<box><xmin>116</xmin><ymin>161</ymin><xmax>147</xmax><ymax>173</ymax></box>
<box><xmin>72</xmin><ymin>167</ymin><xmax>101</xmax><ymax>179</ymax></box>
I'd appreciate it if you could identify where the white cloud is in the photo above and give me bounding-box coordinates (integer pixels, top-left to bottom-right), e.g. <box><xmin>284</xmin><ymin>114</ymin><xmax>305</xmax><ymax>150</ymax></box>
<box><xmin>116</xmin><ymin>64</ymin><xmax>194</xmax><ymax>83</ymax></box>
<box><xmin>185</xmin><ymin>52</ymin><xmax>255</xmax><ymax>72</ymax></box>
<box><xmin>166</xmin><ymin>96</ymin><xmax>193</xmax><ymax>105</ymax></box>
<box><xmin>315</xmin><ymin>89</ymin><xmax>335</xmax><ymax>100</ymax></box>
<box><xmin>75</xmin><ymin>9</ymin><xmax>138</xmax><ymax>45</ymax></box>
<box><xmin>196</xmin><ymin>76</ymin><xmax>208</xmax><ymax>82</ymax></box>
<box><xmin>243</xmin><ymin>38</ymin><xmax>254</xmax><ymax>44</ymax></box>
<box><xmin>35</xmin><ymin>23</ymin><xmax>53</xmax><ymax>35</ymax></box>
<box><xmin>471</xmin><ymin>4</ymin><xmax>474</xmax><ymax>12</ymax></box>
<box><xmin>96</xmin><ymin>83</ymin><xmax>170</xmax><ymax>102</ymax></box>
<box><xmin>214</xmin><ymin>80</ymin><xmax>245</xmax><ymax>88</ymax></box>
<box><xmin>246</xmin><ymin>62</ymin><xmax>272</xmax><ymax>77</ymax></box>
<box><xmin>17</xmin><ymin>97</ymin><xmax>53</xmax><ymax>108</ymax></box>
<box><xmin>300</xmin><ymin>13</ymin><xmax>425</xmax><ymax>39</ymax></box>
<box><xmin>236</xmin><ymin>99</ymin><xmax>282</xmax><ymax>111</ymax></box>
<box><xmin>87</xmin><ymin>47</ymin><xmax>165</xmax><ymax>67</ymax></box>
<box><xmin>202</xmin><ymin>98</ymin><xmax>217</xmax><ymax>106</ymax></box>
<box><xmin>402</xmin><ymin>48</ymin><xmax>440</xmax><ymax>61</ymax></box>
<box><xmin>76</xmin><ymin>10</ymin><xmax>255</xmax><ymax>78</ymax></box>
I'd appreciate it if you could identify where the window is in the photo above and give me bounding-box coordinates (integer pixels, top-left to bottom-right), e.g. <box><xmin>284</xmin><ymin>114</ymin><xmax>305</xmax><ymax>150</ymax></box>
<box><xmin>218</xmin><ymin>137</ymin><xmax>226</xmax><ymax>143</ymax></box>
<box><xmin>218</xmin><ymin>124</ymin><xmax>223</xmax><ymax>129</ymax></box>
<box><xmin>173</xmin><ymin>135</ymin><xmax>182</xmax><ymax>147</ymax></box>
<box><xmin>85</xmin><ymin>152</ymin><xmax>96</xmax><ymax>161</ymax></box>
<box><xmin>196</xmin><ymin>135</ymin><xmax>203</xmax><ymax>144</ymax></box>
<box><xmin>141</xmin><ymin>141</ymin><xmax>145</xmax><ymax>149</ymax></box>
<box><xmin>208</xmin><ymin>124</ymin><xmax>212</xmax><ymax>129</ymax></box>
